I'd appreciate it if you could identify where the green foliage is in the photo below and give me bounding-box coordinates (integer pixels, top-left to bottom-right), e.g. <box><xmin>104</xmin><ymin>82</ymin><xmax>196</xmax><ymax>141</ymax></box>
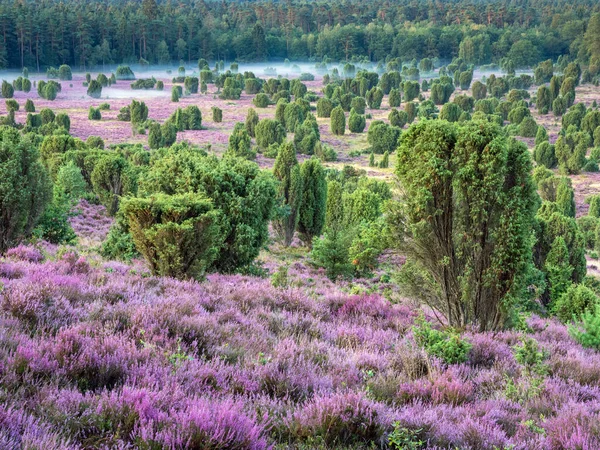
<box><xmin>330</xmin><ymin>106</ymin><xmax>346</xmax><ymax>136</ymax></box>
<box><xmin>5</xmin><ymin>99</ymin><xmax>18</xmax><ymax>112</ymax></box>
<box><xmin>253</xmin><ymin>93</ymin><xmax>270</xmax><ymax>108</ymax></box>
<box><xmin>544</xmin><ymin>237</ymin><xmax>573</xmax><ymax>304</ymax></box>
<box><xmin>24</xmin><ymin>99</ymin><xmax>34</xmax><ymax>113</ymax></box>
<box><xmin>294</xmin><ymin>116</ymin><xmax>319</xmax><ymax>154</ymax></box>
<box><xmin>403</xmin><ymin>81</ymin><xmax>420</xmax><ymax>102</ymax></box>
<box><xmin>211</xmin><ymin>106</ymin><xmax>222</xmax><ymax>123</ymax></box>
<box><xmin>171</xmin><ymin>86</ymin><xmax>180</xmax><ymax>102</ymax></box>
<box><xmin>88</xmin><ymin>107</ymin><xmax>101</xmax><ymax>121</ymax></box>
<box><xmin>58</xmin><ymin>64</ymin><xmax>72</xmax><ymax>80</ymax></box>
<box><xmin>316</xmin><ymin>98</ymin><xmax>333</xmax><ymax>118</ymax></box>
<box><xmin>379</xmin><ymin>151</ymin><xmax>389</xmax><ymax>168</ymax></box>
<box><xmin>588</xmin><ymin>195</ymin><xmax>600</xmax><ymax>218</ymax></box>
<box><xmin>518</xmin><ymin>116</ymin><xmax>538</xmax><ymax>138</ymax></box>
<box><xmin>0</xmin><ymin>127</ymin><xmax>52</xmax><ymax>253</ymax></box>
<box><xmin>91</xmin><ymin>154</ymin><xmax>137</xmax><ymax>216</ymax></box>
<box><xmin>53</xmin><ymin>161</ymin><xmax>87</xmax><ymax>206</ymax></box>
<box><xmin>87</xmin><ymin>80</ymin><xmax>102</xmax><ymax>98</ymax></box>
<box><xmin>115</xmin><ymin>65</ymin><xmax>135</xmax><ymax>80</ymax></box>
<box><xmin>555</xmin><ymin>132</ymin><xmax>588</xmax><ymax>174</ymax></box>
<box><xmin>348</xmin><ymin>218</ymin><xmax>386</xmax><ymax>276</ymax></box>
<box><xmin>412</xmin><ymin>315</ymin><xmax>472</xmax><ymax>364</ymax></box>
<box><xmin>273</xmin><ymin>142</ymin><xmax>303</xmax><ymax>246</ymax></box>
<box><xmin>226</xmin><ymin>123</ymin><xmax>255</xmax><ymax>160</ymax></box>
<box><xmin>569</xmin><ymin>306</ymin><xmax>600</xmax><ymax>349</ymax></box>
<box><xmin>366</xmin><ymin>86</ymin><xmax>384</xmax><ymax>109</ymax></box>
<box><xmin>298</xmin><ymin>158</ymin><xmax>327</xmax><ymax>246</ymax></box>
<box><xmin>271</xmin><ymin>264</ymin><xmax>289</xmax><ymax>288</ymax></box>
<box><xmin>32</xmin><ymin>201</ymin><xmax>76</xmax><ymax>245</ymax></box>
<box><xmin>255</xmin><ymin>119</ymin><xmax>286</xmax><ymax>150</ymax></box>
<box><xmin>86</xmin><ymin>136</ymin><xmax>104</xmax><ymax>149</ymax></box>
<box><xmin>122</xmin><ymin>193</ymin><xmax>222</xmax><ymax>279</ymax></box>
<box><xmin>553</xmin><ymin>283</ymin><xmax>599</xmax><ymax>322</ymax></box>
<box><xmin>245</xmin><ymin>108</ymin><xmax>259</xmax><ymax>137</ymax></box>
<box><xmin>138</xmin><ymin>148</ymin><xmax>277</xmax><ymax>272</ymax></box>
<box><xmin>348</xmin><ymin>108</ymin><xmax>366</xmax><ymax>133</ymax></box>
<box><xmin>310</xmin><ymin>229</ymin><xmax>353</xmax><ymax>281</ymax></box>
<box><xmin>394</xmin><ymin>120</ymin><xmax>538</xmax><ymax>330</ymax></box>
<box><xmin>367</xmin><ymin>120</ymin><xmax>400</xmax><ymax>154</ymax></box>
<box><xmin>536</xmin><ymin>85</ymin><xmax>552</xmax><ymax>114</ymax></box>
<box><xmin>1</xmin><ymin>80</ymin><xmax>13</xmax><ymax>99</ymax></box>
<box><xmin>555</xmin><ymin>176</ymin><xmax>576</xmax><ymax>217</ymax></box>
<box><xmin>388</xmin><ymin>423</ymin><xmax>424</xmax><ymax>450</ymax></box>
<box><xmin>472</xmin><ymin>81</ymin><xmax>486</xmax><ymax>100</ymax></box>
<box><xmin>440</xmin><ymin>102</ymin><xmax>462</xmax><ymax>122</ymax></box>
<box><xmin>389</xmin><ymin>108</ymin><xmax>408</xmax><ymax>128</ymax></box>
<box><xmin>388</xmin><ymin>88</ymin><xmax>401</xmax><ymax>107</ymax></box>
<box><xmin>350</xmin><ymin>96</ymin><xmax>366</xmax><ymax>115</ymax></box>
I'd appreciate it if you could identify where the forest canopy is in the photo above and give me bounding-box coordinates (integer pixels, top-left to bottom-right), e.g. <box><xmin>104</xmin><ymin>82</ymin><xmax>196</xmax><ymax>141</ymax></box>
<box><xmin>1</xmin><ymin>0</ymin><xmax>599</xmax><ymax>70</ymax></box>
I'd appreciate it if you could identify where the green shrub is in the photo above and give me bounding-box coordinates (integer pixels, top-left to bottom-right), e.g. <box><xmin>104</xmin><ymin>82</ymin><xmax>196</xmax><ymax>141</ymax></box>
<box><xmin>367</xmin><ymin>120</ymin><xmax>400</xmax><ymax>154</ymax></box>
<box><xmin>518</xmin><ymin>116</ymin><xmax>538</xmax><ymax>137</ymax></box>
<box><xmin>88</xmin><ymin>107</ymin><xmax>101</xmax><ymax>121</ymax></box>
<box><xmin>91</xmin><ymin>154</ymin><xmax>137</xmax><ymax>215</ymax></box>
<box><xmin>569</xmin><ymin>306</ymin><xmax>600</xmax><ymax>349</ymax></box>
<box><xmin>58</xmin><ymin>64</ymin><xmax>72</xmax><ymax>80</ymax></box>
<box><xmin>255</xmin><ymin>119</ymin><xmax>286</xmax><ymax>149</ymax></box>
<box><xmin>388</xmin><ymin>423</ymin><xmax>424</xmax><ymax>450</ymax></box>
<box><xmin>122</xmin><ymin>193</ymin><xmax>222</xmax><ymax>279</ymax></box>
<box><xmin>310</xmin><ymin>229</ymin><xmax>353</xmax><ymax>280</ymax></box>
<box><xmin>412</xmin><ymin>315</ymin><xmax>471</xmax><ymax>364</ymax></box>
<box><xmin>32</xmin><ymin>201</ymin><xmax>76</xmax><ymax>244</ymax></box>
<box><xmin>24</xmin><ymin>99</ymin><xmax>34</xmax><ymax>112</ymax></box>
<box><xmin>366</xmin><ymin>86</ymin><xmax>384</xmax><ymax>109</ymax></box>
<box><xmin>86</xmin><ymin>136</ymin><xmax>105</xmax><ymax>150</ymax></box>
<box><xmin>0</xmin><ymin>127</ymin><xmax>52</xmax><ymax>253</ymax></box>
<box><xmin>298</xmin><ymin>158</ymin><xmax>327</xmax><ymax>246</ymax></box>
<box><xmin>5</xmin><ymin>99</ymin><xmax>18</xmax><ymax>112</ymax></box>
<box><xmin>388</xmin><ymin>88</ymin><xmax>401</xmax><ymax>107</ymax></box>
<box><xmin>350</xmin><ymin>96</ymin><xmax>366</xmax><ymax>115</ymax></box>
<box><xmin>171</xmin><ymin>86</ymin><xmax>180</xmax><ymax>102</ymax></box>
<box><xmin>138</xmin><ymin>149</ymin><xmax>277</xmax><ymax>272</ymax></box>
<box><xmin>389</xmin><ymin>109</ymin><xmax>408</xmax><ymax>128</ymax></box>
<box><xmin>115</xmin><ymin>65</ymin><xmax>136</xmax><ymax>80</ymax></box>
<box><xmin>330</xmin><ymin>106</ymin><xmax>345</xmax><ymax>136</ymax></box>
<box><xmin>226</xmin><ymin>123</ymin><xmax>254</xmax><ymax>160</ymax></box>
<box><xmin>87</xmin><ymin>80</ymin><xmax>102</xmax><ymax>98</ymax></box>
<box><xmin>316</xmin><ymin>98</ymin><xmax>334</xmax><ymax>118</ymax></box>
<box><xmin>553</xmin><ymin>283</ymin><xmax>599</xmax><ymax>322</ymax></box>
<box><xmin>1</xmin><ymin>80</ymin><xmax>14</xmax><ymax>98</ymax></box>
<box><xmin>212</xmin><ymin>106</ymin><xmax>222</xmax><ymax>123</ymax></box>
<box><xmin>271</xmin><ymin>264</ymin><xmax>289</xmax><ymax>288</ymax></box>
<box><xmin>440</xmin><ymin>102</ymin><xmax>462</xmax><ymax>122</ymax></box>
<box><xmin>348</xmin><ymin>108</ymin><xmax>366</xmax><ymax>133</ymax></box>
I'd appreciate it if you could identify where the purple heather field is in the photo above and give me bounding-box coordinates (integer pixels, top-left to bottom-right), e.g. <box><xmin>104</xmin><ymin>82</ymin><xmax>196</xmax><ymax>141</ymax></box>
<box><xmin>2</xmin><ymin>62</ymin><xmax>600</xmax><ymax>450</ymax></box>
<box><xmin>0</xmin><ymin>202</ymin><xmax>599</xmax><ymax>449</ymax></box>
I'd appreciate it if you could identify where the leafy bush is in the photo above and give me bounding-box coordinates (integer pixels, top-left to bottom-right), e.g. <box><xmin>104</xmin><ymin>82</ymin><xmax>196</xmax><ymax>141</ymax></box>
<box><xmin>348</xmin><ymin>108</ymin><xmax>366</xmax><ymax>133</ymax></box>
<box><xmin>212</xmin><ymin>106</ymin><xmax>222</xmax><ymax>123</ymax></box>
<box><xmin>0</xmin><ymin>127</ymin><xmax>51</xmax><ymax>253</ymax></box>
<box><xmin>553</xmin><ymin>283</ymin><xmax>599</xmax><ymax>322</ymax></box>
<box><xmin>412</xmin><ymin>316</ymin><xmax>472</xmax><ymax>364</ymax></box>
<box><xmin>87</xmin><ymin>80</ymin><xmax>102</xmax><ymax>98</ymax></box>
<box><xmin>316</xmin><ymin>98</ymin><xmax>334</xmax><ymax>118</ymax></box>
<box><xmin>330</xmin><ymin>106</ymin><xmax>345</xmax><ymax>136</ymax></box>
<box><xmin>88</xmin><ymin>107</ymin><xmax>101</xmax><ymax>121</ymax></box>
<box><xmin>115</xmin><ymin>65</ymin><xmax>135</xmax><ymax>80</ymax></box>
<box><xmin>569</xmin><ymin>306</ymin><xmax>600</xmax><ymax>349</ymax></box>
<box><xmin>58</xmin><ymin>64</ymin><xmax>72</xmax><ymax>80</ymax></box>
<box><xmin>255</xmin><ymin>119</ymin><xmax>286</xmax><ymax>149</ymax></box>
<box><xmin>122</xmin><ymin>193</ymin><xmax>222</xmax><ymax>279</ymax></box>
<box><xmin>367</xmin><ymin>120</ymin><xmax>400</xmax><ymax>154</ymax></box>
<box><xmin>138</xmin><ymin>149</ymin><xmax>277</xmax><ymax>272</ymax></box>
<box><xmin>32</xmin><ymin>201</ymin><xmax>76</xmax><ymax>244</ymax></box>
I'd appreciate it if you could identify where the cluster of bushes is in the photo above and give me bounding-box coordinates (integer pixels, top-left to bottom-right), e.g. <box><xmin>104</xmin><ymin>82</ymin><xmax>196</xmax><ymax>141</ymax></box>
<box><xmin>37</xmin><ymin>80</ymin><xmax>61</xmax><ymax>100</ymax></box>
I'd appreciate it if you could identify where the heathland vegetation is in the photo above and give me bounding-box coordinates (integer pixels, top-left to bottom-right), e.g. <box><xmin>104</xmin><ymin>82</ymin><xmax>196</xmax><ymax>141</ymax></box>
<box><xmin>2</xmin><ymin>0</ymin><xmax>600</xmax><ymax>448</ymax></box>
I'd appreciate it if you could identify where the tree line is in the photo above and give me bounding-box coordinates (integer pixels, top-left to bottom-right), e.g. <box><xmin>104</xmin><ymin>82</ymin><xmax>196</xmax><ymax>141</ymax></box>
<box><xmin>1</xmin><ymin>0</ymin><xmax>599</xmax><ymax>70</ymax></box>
